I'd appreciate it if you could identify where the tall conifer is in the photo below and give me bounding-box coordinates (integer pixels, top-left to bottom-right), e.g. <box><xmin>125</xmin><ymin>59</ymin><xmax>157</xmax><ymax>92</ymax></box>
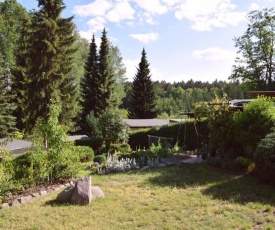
<box><xmin>80</xmin><ymin>34</ymin><xmax>101</xmax><ymax>131</ymax></box>
<box><xmin>0</xmin><ymin>55</ymin><xmax>16</xmax><ymax>137</ymax></box>
<box><xmin>22</xmin><ymin>0</ymin><xmax>77</xmax><ymax>133</ymax></box>
<box><xmin>98</xmin><ymin>28</ymin><xmax>117</xmax><ymax>113</ymax></box>
<box><xmin>128</xmin><ymin>48</ymin><xmax>158</xmax><ymax>119</ymax></box>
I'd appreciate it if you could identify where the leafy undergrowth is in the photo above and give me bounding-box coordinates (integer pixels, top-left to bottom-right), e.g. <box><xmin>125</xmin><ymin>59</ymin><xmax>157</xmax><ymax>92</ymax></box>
<box><xmin>1</xmin><ymin>163</ymin><xmax>275</xmax><ymax>230</ymax></box>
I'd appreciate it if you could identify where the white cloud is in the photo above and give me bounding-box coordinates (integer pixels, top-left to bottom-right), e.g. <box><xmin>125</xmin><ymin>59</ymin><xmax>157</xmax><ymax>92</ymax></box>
<box><xmin>161</xmin><ymin>0</ymin><xmax>180</xmax><ymax>7</ymax></box>
<box><xmin>130</xmin><ymin>32</ymin><xmax>160</xmax><ymax>43</ymax></box>
<box><xmin>73</xmin><ymin>0</ymin><xmax>112</xmax><ymax>17</ymax></box>
<box><xmin>175</xmin><ymin>0</ymin><xmax>246</xmax><ymax>31</ymax></box>
<box><xmin>192</xmin><ymin>47</ymin><xmax>235</xmax><ymax>61</ymax></box>
<box><xmin>106</xmin><ymin>1</ymin><xmax>135</xmax><ymax>23</ymax></box>
<box><xmin>249</xmin><ymin>3</ymin><xmax>260</xmax><ymax>11</ymax></box>
<box><xmin>86</xmin><ymin>16</ymin><xmax>106</xmax><ymax>32</ymax></box>
<box><xmin>133</xmin><ymin>0</ymin><xmax>168</xmax><ymax>15</ymax></box>
<box><xmin>124</xmin><ymin>58</ymin><xmax>139</xmax><ymax>81</ymax></box>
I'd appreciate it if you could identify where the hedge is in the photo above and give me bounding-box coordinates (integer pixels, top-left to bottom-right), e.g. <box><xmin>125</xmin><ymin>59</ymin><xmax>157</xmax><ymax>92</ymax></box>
<box><xmin>128</xmin><ymin>120</ymin><xmax>208</xmax><ymax>151</ymax></box>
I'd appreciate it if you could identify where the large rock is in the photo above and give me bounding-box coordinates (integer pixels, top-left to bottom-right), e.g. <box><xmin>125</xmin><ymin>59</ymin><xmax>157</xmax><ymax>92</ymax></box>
<box><xmin>91</xmin><ymin>186</ymin><xmax>104</xmax><ymax>200</ymax></box>
<box><xmin>71</xmin><ymin>176</ymin><xmax>92</xmax><ymax>205</ymax></box>
<box><xmin>56</xmin><ymin>185</ymin><xmax>74</xmax><ymax>203</ymax></box>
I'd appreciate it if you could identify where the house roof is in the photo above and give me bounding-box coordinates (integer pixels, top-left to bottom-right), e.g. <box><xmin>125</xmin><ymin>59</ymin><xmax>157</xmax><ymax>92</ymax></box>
<box><xmin>123</xmin><ymin>119</ymin><xmax>170</xmax><ymax>128</ymax></box>
<box><xmin>67</xmin><ymin>135</ymin><xmax>91</xmax><ymax>142</ymax></box>
<box><xmin>247</xmin><ymin>91</ymin><xmax>275</xmax><ymax>98</ymax></box>
<box><xmin>0</xmin><ymin>138</ymin><xmax>33</xmax><ymax>151</ymax></box>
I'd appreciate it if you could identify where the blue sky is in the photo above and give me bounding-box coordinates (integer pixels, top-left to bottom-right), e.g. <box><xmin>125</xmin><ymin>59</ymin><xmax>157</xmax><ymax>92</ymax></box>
<box><xmin>18</xmin><ymin>0</ymin><xmax>275</xmax><ymax>83</ymax></box>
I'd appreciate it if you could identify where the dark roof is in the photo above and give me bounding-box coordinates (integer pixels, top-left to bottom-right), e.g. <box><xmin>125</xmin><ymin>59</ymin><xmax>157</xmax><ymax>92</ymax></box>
<box><xmin>123</xmin><ymin>119</ymin><xmax>170</xmax><ymax>128</ymax></box>
<box><xmin>247</xmin><ymin>91</ymin><xmax>275</xmax><ymax>98</ymax></box>
<box><xmin>0</xmin><ymin>138</ymin><xmax>33</xmax><ymax>151</ymax></box>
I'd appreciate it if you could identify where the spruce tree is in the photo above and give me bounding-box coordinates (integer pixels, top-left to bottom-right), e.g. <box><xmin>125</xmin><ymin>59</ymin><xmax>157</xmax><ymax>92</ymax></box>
<box><xmin>80</xmin><ymin>34</ymin><xmax>101</xmax><ymax>131</ymax></box>
<box><xmin>98</xmin><ymin>28</ymin><xmax>117</xmax><ymax>113</ymax></box>
<box><xmin>12</xmin><ymin>15</ymin><xmax>32</xmax><ymax>131</ymax></box>
<box><xmin>57</xmin><ymin>18</ymin><xmax>78</xmax><ymax>129</ymax></box>
<box><xmin>22</xmin><ymin>0</ymin><xmax>77</xmax><ymax>133</ymax></box>
<box><xmin>128</xmin><ymin>48</ymin><xmax>158</xmax><ymax>119</ymax></box>
<box><xmin>0</xmin><ymin>55</ymin><xmax>16</xmax><ymax>137</ymax></box>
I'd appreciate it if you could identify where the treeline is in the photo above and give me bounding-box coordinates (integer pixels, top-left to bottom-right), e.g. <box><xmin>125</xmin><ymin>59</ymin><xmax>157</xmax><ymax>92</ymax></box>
<box><xmin>121</xmin><ymin>80</ymin><xmax>245</xmax><ymax>117</ymax></box>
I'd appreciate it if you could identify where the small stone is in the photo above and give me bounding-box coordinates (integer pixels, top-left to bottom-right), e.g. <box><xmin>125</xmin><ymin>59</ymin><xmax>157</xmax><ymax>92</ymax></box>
<box><xmin>39</xmin><ymin>190</ymin><xmax>47</xmax><ymax>196</ymax></box>
<box><xmin>11</xmin><ymin>199</ymin><xmax>20</xmax><ymax>207</ymax></box>
<box><xmin>53</xmin><ymin>187</ymin><xmax>60</xmax><ymax>191</ymax></box>
<box><xmin>31</xmin><ymin>192</ymin><xmax>40</xmax><ymax>198</ymax></box>
<box><xmin>59</xmin><ymin>184</ymin><xmax>66</xmax><ymax>188</ymax></box>
<box><xmin>1</xmin><ymin>203</ymin><xmax>10</xmax><ymax>209</ymax></box>
<box><xmin>141</xmin><ymin>166</ymin><xmax>150</xmax><ymax>170</ymax></box>
<box><xmin>91</xmin><ymin>186</ymin><xmax>104</xmax><ymax>200</ymax></box>
<box><xmin>47</xmin><ymin>188</ymin><xmax>54</xmax><ymax>193</ymax></box>
<box><xmin>19</xmin><ymin>196</ymin><xmax>32</xmax><ymax>204</ymax></box>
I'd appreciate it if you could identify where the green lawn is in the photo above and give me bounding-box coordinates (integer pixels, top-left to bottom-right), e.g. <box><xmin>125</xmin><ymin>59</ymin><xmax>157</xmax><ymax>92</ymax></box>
<box><xmin>1</xmin><ymin>163</ymin><xmax>275</xmax><ymax>230</ymax></box>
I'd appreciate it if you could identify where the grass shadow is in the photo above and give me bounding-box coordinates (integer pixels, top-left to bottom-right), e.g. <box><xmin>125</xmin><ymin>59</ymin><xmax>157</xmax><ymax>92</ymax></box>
<box><xmin>143</xmin><ymin>163</ymin><xmax>275</xmax><ymax>206</ymax></box>
<box><xmin>202</xmin><ymin>174</ymin><xmax>275</xmax><ymax>206</ymax></box>
<box><xmin>43</xmin><ymin>199</ymin><xmax>73</xmax><ymax>207</ymax></box>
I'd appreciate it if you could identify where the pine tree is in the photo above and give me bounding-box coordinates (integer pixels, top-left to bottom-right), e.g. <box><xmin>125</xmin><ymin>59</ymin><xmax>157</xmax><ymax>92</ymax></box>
<box><xmin>80</xmin><ymin>34</ymin><xmax>101</xmax><ymax>131</ymax></box>
<box><xmin>98</xmin><ymin>28</ymin><xmax>117</xmax><ymax>113</ymax></box>
<box><xmin>128</xmin><ymin>48</ymin><xmax>158</xmax><ymax>119</ymax></box>
<box><xmin>22</xmin><ymin>0</ymin><xmax>77</xmax><ymax>133</ymax></box>
<box><xmin>0</xmin><ymin>55</ymin><xmax>16</xmax><ymax>137</ymax></box>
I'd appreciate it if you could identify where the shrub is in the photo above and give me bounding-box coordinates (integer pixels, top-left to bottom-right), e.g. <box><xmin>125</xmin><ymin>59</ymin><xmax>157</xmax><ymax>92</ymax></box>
<box><xmin>254</xmin><ymin>131</ymin><xmax>275</xmax><ymax>184</ymax></box>
<box><xmin>74</xmin><ymin>146</ymin><xmax>94</xmax><ymax>162</ymax></box>
<box><xmin>110</xmin><ymin>143</ymin><xmax>132</xmax><ymax>154</ymax></box>
<box><xmin>150</xmin><ymin>142</ymin><xmax>171</xmax><ymax>158</ymax></box>
<box><xmin>235</xmin><ymin>156</ymin><xmax>255</xmax><ymax>173</ymax></box>
<box><xmin>93</xmin><ymin>154</ymin><xmax>107</xmax><ymax>165</ymax></box>
<box><xmin>128</xmin><ymin>121</ymin><xmax>208</xmax><ymax>151</ymax></box>
<box><xmin>74</xmin><ymin>137</ymin><xmax>103</xmax><ymax>154</ymax></box>
<box><xmin>233</xmin><ymin>96</ymin><xmax>275</xmax><ymax>159</ymax></box>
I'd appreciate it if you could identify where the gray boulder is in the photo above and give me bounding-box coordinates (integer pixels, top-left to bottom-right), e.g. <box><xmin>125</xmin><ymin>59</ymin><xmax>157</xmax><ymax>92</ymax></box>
<box><xmin>71</xmin><ymin>176</ymin><xmax>92</xmax><ymax>205</ymax></box>
<box><xmin>91</xmin><ymin>186</ymin><xmax>104</xmax><ymax>200</ymax></box>
<box><xmin>56</xmin><ymin>185</ymin><xmax>74</xmax><ymax>203</ymax></box>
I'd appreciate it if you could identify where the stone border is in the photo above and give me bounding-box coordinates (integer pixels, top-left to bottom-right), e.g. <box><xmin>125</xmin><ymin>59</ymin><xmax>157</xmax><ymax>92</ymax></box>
<box><xmin>0</xmin><ymin>183</ymin><xmax>70</xmax><ymax>210</ymax></box>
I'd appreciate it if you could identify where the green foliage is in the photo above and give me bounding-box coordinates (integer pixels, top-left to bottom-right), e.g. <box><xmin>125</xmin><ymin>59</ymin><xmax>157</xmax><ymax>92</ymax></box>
<box><xmin>100</xmin><ymin>109</ymin><xmax>129</xmax><ymax>145</ymax></box>
<box><xmin>0</xmin><ymin>149</ymin><xmax>23</xmax><ymax>202</ymax></box>
<box><xmin>109</xmin><ymin>143</ymin><xmax>131</xmax><ymax>154</ymax></box>
<box><xmin>206</xmin><ymin>94</ymin><xmax>237</xmax><ymax>159</ymax></box>
<box><xmin>18</xmin><ymin>0</ymin><xmax>77</xmax><ymax>133</ymax></box>
<box><xmin>254</xmin><ymin>130</ymin><xmax>275</xmax><ymax>184</ymax></box>
<box><xmin>235</xmin><ymin>156</ymin><xmax>255</xmax><ymax>173</ymax></box>
<box><xmin>98</xmin><ymin>28</ymin><xmax>117</xmax><ymax>111</ymax></box>
<box><xmin>128</xmin><ymin>48</ymin><xmax>158</xmax><ymax>119</ymax></box>
<box><xmin>230</xmin><ymin>8</ymin><xmax>275</xmax><ymax>90</ymax></box>
<box><xmin>75</xmin><ymin>146</ymin><xmax>95</xmax><ymax>162</ymax></box>
<box><xmin>150</xmin><ymin>142</ymin><xmax>171</xmax><ymax>158</ymax></box>
<box><xmin>94</xmin><ymin>154</ymin><xmax>107</xmax><ymax>165</ymax></box>
<box><xmin>74</xmin><ymin>136</ymin><xmax>103</xmax><ymax>154</ymax></box>
<box><xmin>86</xmin><ymin>111</ymin><xmax>103</xmax><ymax>138</ymax></box>
<box><xmin>233</xmin><ymin>96</ymin><xmax>275</xmax><ymax>157</ymax></box>
<box><xmin>80</xmin><ymin>34</ymin><xmax>101</xmax><ymax>128</ymax></box>
<box><xmin>0</xmin><ymin>55</ymin><xmax>17</xmax><ymax>137</ymax></box>
<box><xmin>128</xmin><ymin>121</ymin><xmax>208</xmax><ymax>151</ymax></box>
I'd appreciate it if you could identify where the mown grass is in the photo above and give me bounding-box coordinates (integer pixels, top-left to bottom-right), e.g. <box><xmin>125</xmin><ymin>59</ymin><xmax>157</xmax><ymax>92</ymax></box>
<box><xmin>1</xmin><ymin>163</ymin><xmax>275</xmax><ymax>230</ymax></box>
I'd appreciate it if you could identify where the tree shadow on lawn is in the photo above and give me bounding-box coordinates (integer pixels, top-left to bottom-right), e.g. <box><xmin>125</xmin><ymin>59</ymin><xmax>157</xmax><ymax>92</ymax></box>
<box><xmin>143</xmin><ymin>163</ymin><xmax>275</xmax><ymax>206</ymax></box>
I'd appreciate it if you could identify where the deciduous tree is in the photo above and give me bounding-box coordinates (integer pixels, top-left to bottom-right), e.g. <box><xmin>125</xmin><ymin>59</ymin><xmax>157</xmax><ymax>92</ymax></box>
<box><xmin>230</xmin><ymin>8</ymin><xmax>275</xmax><ymax>90</ymax></box>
